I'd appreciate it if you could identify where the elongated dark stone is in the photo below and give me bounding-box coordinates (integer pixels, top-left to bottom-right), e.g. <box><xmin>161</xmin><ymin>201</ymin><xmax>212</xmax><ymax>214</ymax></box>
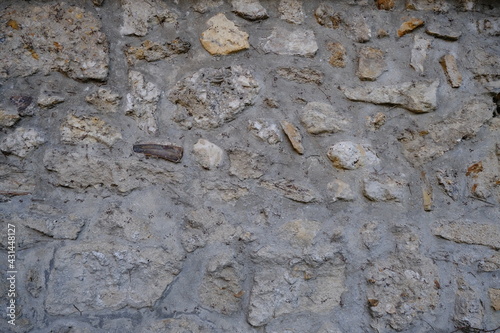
<box><xmin>133</xmin><ymin>144</ymin><xmax>183</xmax><ymax>163</ymax></box>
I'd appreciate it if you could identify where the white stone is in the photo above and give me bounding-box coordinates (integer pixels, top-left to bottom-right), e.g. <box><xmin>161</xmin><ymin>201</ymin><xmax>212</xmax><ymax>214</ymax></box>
<box><xmin>362</xmin><ymin>174</ymin><xmax>406</xmax><ymax>202</ymax></box>
<box><xmin>60</xmin><ymin>115</ymin><xmax>122</xmax><ymax>147</ymax></box>
<box><xmin>192</xmin><ymin>139</ymin><xmax>224</xmax><ymax>170</ymax></box>
<box><xmin>410</xmin><ymin>35</ymin><xmax>431</xmax><ymax>74</ymax></box>
<box><xmin>327</xmin><ymin>142</ymin><xmax>379</xmax><ymax>170</ymax></box>
<box><xmin>0</xmin><ymin>127</ymin><xmax>45</xmax><ymax>158</ymax></box>
<box><xmin>248</xmin><ymin>119</ymin><xmax>282</xmax><ymax>144</ymax></box>
<box><xmin>231</xmin><ymin>0</ymin><xmax>268</xmax><ymax>20</ymax></box>
<box><xmin>300</xmin><ymin>102</ymin><xmax>348</xmax><ymax>134</ymax></box>
<box><xmin>200</xmin><ymin>13</ymin><xmax>249</xmax><ymax>55</ymax></box>
<box><xmin>328</xmin><ymin>179</ymin><xmax>355</xmax><ymax>202</ymax></box>
<box><xmin>120</xmin><ymin>0</ymin><xmax>177</xmax><ymax>36</ymax></box>
<box><xmin>261</xmin><ymin>27</ymin><xmax>318</xmax><ymax>57</ymax></box>
<box><xmin>125</xmin><ymin>71</ymin><xmax>160</xmax><ymax>134</ymax></box>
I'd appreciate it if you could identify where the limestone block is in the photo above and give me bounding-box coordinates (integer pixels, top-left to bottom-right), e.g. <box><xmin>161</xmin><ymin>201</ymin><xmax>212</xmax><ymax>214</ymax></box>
<box><xmin>397</xmin><ymin>18</ymin><xmax>425</xmax><ymax>37</ymax></box>
<box><xmin>0</xmin><ymin>108</ymin><xmax>20</xmax><ymax>127</ymax></box>
<box><xmin>125</xmin><ymin>38</ymin><xmax>190</xmax><ymax>65</ymax></box>
<box><xmin>231</xmin><ymin>0</ymin><xmax>268</xmax><ymax>20</ymax></box>
<box><xmin>357</xmin><ymin>46</ymin><xmax>387</xmax><ymax>81</ymax></box>
<box><xmin>86</xmin><ymin>88</ymin><xmax>121</xmax><ymax>113</ymax></box>
<box><xmin>200</xmin><ymin>13</ymin><xmax>249</xmax><ymax>55</ymax></box>
<box><xmin>248</xmin><ymin>119</ymin><xmax>282</xmax><ymax>144</ymax></box>
<box><xmin>362</xmin><ymin>174</ymin><xmax>406</xmax><ymax>202</ymax></box>
<box><xmin>314</xmin><ymin>3</ymin><xmax>341</xmax><ymax>28</ymax></box>
<box><xmin>193</xmin><ymin>139</ymin><xmax>224</xmax><ymax>170</ymax></box>
<box><xmin>301</xmin><ymin>102</ymin><xmax>348</xmax><ymax>134</ymax></box>
<box><xmin>279</xmin><ymin>0</ymin><xmax>304</xmax><ymax>24</ymax></box>
<box><xmin>120</xmin><ymin>0</ymin><xmax>177</xmax><ymax>36</ymax></box>
<box><xmin>433</xmin><ymin>220</ymin><xmax>500</xmax><ymax>250</ymax></box>
<box><xmin>327</xmin><ymin>142</ymin><xmax>379</xmax><ymax>170</ymax></box>
<box><xmin>125</xmin><ymin>71</ymin><xmax>160</xmax><ymax>134</ymax></box>
<box><xmin>261</xmin><ymin>27</ymin><xmax>318</xmax><ymax>57</ymax></box>
<box><xmin>327</xmin><ymin>42</ymin><xmax>347</xmax><ymax>67</ymax></box>
<box><xmin>276</xmin><ymin>67</ymin><xmax>323</xmax><ymax>85</ymax></box>
<box><xmin>0</xmin><ymin>128</ymin><xmax>45</xmax><ymax>158</ymax></box>
<box><xmin>60</xmin><ymin>115</ymin><xmax>122</xmax><ymax>147</ymax></box>
<box><xmin>260</xmin><ymin>179</ymin><xmax>318</xmax><ymax>203</ymax></box>
<box><xmin>328</xmin><ymin>179</ymin><xmax>355</xmax><ymax>202</ymax></box>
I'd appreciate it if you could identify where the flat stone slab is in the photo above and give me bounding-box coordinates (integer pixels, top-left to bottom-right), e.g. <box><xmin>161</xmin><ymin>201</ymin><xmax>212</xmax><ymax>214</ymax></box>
<box><xmin>261</xmin><ymin>27</ymin><xmax>318</xmax><ymax>57</ymax></box>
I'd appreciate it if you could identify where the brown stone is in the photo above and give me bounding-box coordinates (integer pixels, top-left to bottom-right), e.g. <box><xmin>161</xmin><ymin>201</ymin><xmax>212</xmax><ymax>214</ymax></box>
<box><xmin>376</xmin><ymin>0</ymin><xmax>395</xmax><ymax>10</ymax></box>
<box><xmin>200</xmin><ymin>13</ymin><xmax>249</xmax><ymax>55</ymax></box>
<box><xmin>281</xmin><ymin>120</ymin><xmax>304</xmax><ymax>154</ymax></box>
<box><xmin>397</xmin><ymin>18</ymin><xmax>425</xmax><ymax>37</ymax></box>
<box><xmin>357</xmin><ymin>47</ymin><xmax>387</xmax><ymax>81</ymax></box>
<box><xmin>327</xmin><ymin>43</ymin><xmax>346</xmax><ymax>68</ymax></box>
<box><xmin>440</xmin><ymin>54</ymin><xmax>462</xmax><ymax>88</ymax></box>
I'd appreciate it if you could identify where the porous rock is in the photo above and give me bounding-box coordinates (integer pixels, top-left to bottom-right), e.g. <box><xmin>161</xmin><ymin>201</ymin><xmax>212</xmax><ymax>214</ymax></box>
<box><xmin>315</xmin><ymin>3</ymin><xmax>341</xmax><ymax>28</ymax></box>
<box><xmin>125</xmin><ymin>71</ymin><xmax>160</xmax><ymax>134</ymax></box>
<box><xmin>278</xmin><ymin>0</ymin><xmax>305</xmax><ymax>24</ymax></box>
<box><xmin>477</xmin><ymin>18</ymin><xmax>500</xmax><ymax>36</ymax></box>
<box><xmin>489</xmin><ymin>289</ymin><xmax>500</xmax><ymax>311</ymax></box>
<box><xmin>301</xmin><ymin>102</ymin><xmax>348</xmax><ymax>134</ymax></box>
<box><xmin>357</xmin><ymin>46</ymin><xmax>387</xmax><ymax>81</ymax></box>
<box><xmin>348</xmin><ymin>15</ymin><xmax>372</xmax><ymax>43</ymax></box>
<box><xmin>376</xmin><ymin>0</ymin><xmax>395</xmax><ymax>10</ymax></box>
<box><xmin>60</xmin><ymin>115</ymin><xmax>122</xmax><ymax>147</ymax></box>
<box><xmin>120</xmin><ymin>0</ymin><xmax>177</xmax><ymax>36</ymax></box>
<box><xmin>261</xmin><ymin>27</ymin><xmax>318</xmax><ymax>57</ymax></box>
<box><xmin>327</xmin><ymin>42</ymin><xmax>346</xmax><ymax>67</ymax></box>
<box><xmin>86</xmin><ymin>88</ymin><xmax>121</xmax><ymax>113</ymax></box>
<box><xmin>125</xmin><ymin>38</ymin><xmax>191</xmax><ymax>65</ymax></box>
<box><xmin>192</xmin><ymin>139</ymin><xmax>224</xmax><ymax>170</ymax></box>
<box><xmin>37</xmin><ymin>91</ymin><xmax>65</xmax><ymax>109</ymax></box>
<box><xmin>454</xmin><ymin>278</ymin><xmax>484</xmax><ymax>327</ymax></box>
<box><xmin>0</xmin><ymin>127</ymin><xmax>45</xmax><ymax>158</ymax></box>
<box><xmin>248</xmin><ymin>119</ymin><xmax>282</xmax><ymax>144</ymax></box>
<box><xmin>231</xmin><ymin>0</ymin><xmax>268</xmax><ymax>21</ymax></box>
<box><xmin>327</xmin><ymin>142</ymin><xmax>379</xmax><ymax>170</ymax></box>
<box><xmin>200</xmin><ymin>13</ymin><xmax>249</xmax><ymax>55</ymax></box>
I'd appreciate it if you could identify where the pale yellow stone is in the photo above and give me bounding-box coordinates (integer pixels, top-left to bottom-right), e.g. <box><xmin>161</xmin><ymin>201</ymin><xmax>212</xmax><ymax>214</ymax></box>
<box><xmin>440</xmin><ymin>54</ymin><xmax>462</xmax><ymax>88</ymax></box>
<box><xmin>281</xmin><ymin>120</ymin><xmax>304</xmax><ymax>154</ymax></box>
<box><xmin>200</xmin><ymin>13</ymin><xmax>249</xmax><ymax>55</ymax></box>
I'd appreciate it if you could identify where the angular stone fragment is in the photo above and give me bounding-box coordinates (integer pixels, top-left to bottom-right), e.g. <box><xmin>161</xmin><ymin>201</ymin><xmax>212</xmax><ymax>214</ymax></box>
<box><xmin>0</xmin><ymin>165</ymin><xmax>35</xmax><ymax>195</ymax></box>
<box><xmin>37</xmin><ymin>91</ymin><xmax>65</xmax><ymax>109</ymax></box>
<box><xmin>327</xmin><ymin>42</ymin><xmax>346</xmax><ymax>67</ymax></box>
<box><xmin>366</xmin><ymin>112</ymin><xmax>386</xmax><ymax>130</ymax></box>
<box><xmin>60</xmin><ymin>115</ymin><xmax>121</xmax><ymax>147</ymax></box>
<box><xmin>348</xmin><ymin>16</ymin><xmax>371</xmax><ymax>43</ymax></box>
<box><xmin>0</xmin><ymin>128</ymin><xmax>45</xmax><ymax>158</ymax></box>
<box><xmin>341</xmin><ymin>80</ymin><xmax>439</xmax><ymax>113</ymax></box>
<box><xmin>281</xmin><ymin>120</ymin><xmax>304</xmax><ymax>154</ymax></box>
<box><xmin>327</xmin><ymin>142</ymin><xmax>379</xmax><ymax>170</ymax></box>
<box><xmin>133</xmin><ymin>143</ymin><xmax>183</xmax><ymax>163</ymax></box>
<box><xmin>454</xmin><ymin>278</ymin><xmax>484</xmax><ymax>327</ymax></box>
<box><xmin>440</xmin><ymin>54</ymin><xmax>462</xmax><ymax>88</ymax></box>
<box><xmin>489</xmin><ymin>289</ymin><xmax>500</xmax><ymax>311</ymax></box>
<box><xmin>410</xmin><ymin>35</ymin><xmax>431</xmax><ymax>73</ymax></box>
<box><xmin>279</xmin><ymin>0</ymin><xmax>304</xmax><ymax>24</ymax></box>
<box><xmin>86</xmin><ymin>88</ymin><xmax>121</xmax><ymax>113</ymax></box>
<box><xmin>10</xmin><ymin>95</ymin><xmax>37</xmax><ymax>116</ymax></box>
<box><xmin>477</xmin><ymin>18</ymin><xmax>500</xmax><ymax>36</ymax></box>
<box><xmin>193</xmin><ymin>0</ymin><xmax>224</xmax><ymax>13</ymax></box>
<box><xmin>200</xmin><ymin>13</ymin><xmax>249</xmax><ymax>55</ymax></box>
<box><xmin>231</xmin><ymin>0</ymin><xmax>268</xmax><ymax>21</ymax></box>
<box><xmin>433</xmin><ymin>220</ymin><xmax>500</xmax><ymax>250</ymax></box>
<box><xmin>399</xmin><ymin>100</ymin><xmax>493</xmax><ymax>165</ymax></box>
<box><xmin>478</xmin><ymin>253</ymin><xmax>500</xmax><ymax>272</ymax></box>
<box><xmin>328</xmin><ymin>179</ymin><xmax>355</xmax><ymax>202</ymax></box>
<box><xmin>193</xmin><ymin>139</ymin><xmax>224</xmax><ymax>169</ymax></box>
<box><xmin>14</xmin><ymin>213</ymin><xmax>85</xmax><ymax>241</ymax></box>
<box><xmin>261</xmin><ymin>27</ymin><xmax>318</xmax><ymax>57</ymax></box>
<box><xmin>436</xmin><ymin>169</ymin><xmax>459</xmax><ymax>200</ymax></box>
<box><xmin>301</xmin><ymin>102</ymin><xmax>348</xmax><ymax>134</ymax></box>
<box><xmin>248</xmin><ymin>119</ymin><xmax>282</xmax><ymax>144</ymax></box>
<box><xmin>229</xmin><ymin>149</ymin><xmax>267</xmax><ymax>180</ymax></box>
<box><xmin>357</xmin><ymin>47</ymin><xmax>387</xmax><ymax>81</ymax></box>
<box><xmin>397</xmin><ymin>18</ymin><xmax>425</xmax><ymax>37</ymax></box>
<box><xmin>260</xmin><ymin>179</ymin><xmax>318</xmax><ymax>203</ymax></box>
<box><xmin>45</xmin><ymin>242</ymin><xmax>184</xmax><ymax>314</ymax></box>
<box><xmin>376</xmin><ymin>0</ymin><xmax>395</xmax><ymax>10</ymax></box>
<box><xmin>120</xmin><ymin>0</ymin><xmax>177</xmax><ymax>36</ymax></box>
<box><xmin>425</xmin><ymin>25</ymin><xmax>461</xmax><ymax>40</ymax></box>
<box><xmin>125</xmin><ymin>38</ymin><xmax>191</xmax><ymax>65</ymax></box>
<box><xmin>126</xmin><ymin>71</ymin><xmax>160</xmax><ymax>134</ymax></box>
<box><xmin>314</xmin><ymin>3</ymin><xmax>341</xmax><ymax>28</ymax></box>
<box><xmin>0</xmin><ymin>108</ymin><xmax>20</xmax><ymax>127</ymax></box>
<box><xmin>276</xmin><ymin>67</ymin><xmax>323</xmax><ymax>85</ymax></box>
<box><xmin>0</xmin><ymin>3</ymin><xmax>109</xmax><ymax>80</ymax></box>
<box><xmin>363</xmin><ymin>174</ymin><xmax>406</xmax><ymax>202</ymax></box>
<box><xmin>169</xmin><ymin>66</ymin><xmax>259</xmax><ymax>129</ymax></box>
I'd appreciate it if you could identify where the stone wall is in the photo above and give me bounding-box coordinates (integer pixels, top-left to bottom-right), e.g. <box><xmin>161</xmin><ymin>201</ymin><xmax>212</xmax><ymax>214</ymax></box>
<box><xmin>0</xmin><ymin>0</ymin><xmax>499</xmax><ymax>332</ymax></box>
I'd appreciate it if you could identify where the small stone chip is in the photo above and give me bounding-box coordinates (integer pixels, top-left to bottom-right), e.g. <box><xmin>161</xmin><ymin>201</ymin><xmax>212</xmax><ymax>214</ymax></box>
<box><xmin>281</xmin><ymin>120</ymin><xmax>304</xmax><ymax>154</ymax></box>
<box><xmin>397</xmin><ymin>18</ymin><xmax>424</xmax><ymax>37</ymax></box>
<box><xmin>440</xmin><ymin>54</ymin><xmax>462</xmax><ymax>88</ymax></box>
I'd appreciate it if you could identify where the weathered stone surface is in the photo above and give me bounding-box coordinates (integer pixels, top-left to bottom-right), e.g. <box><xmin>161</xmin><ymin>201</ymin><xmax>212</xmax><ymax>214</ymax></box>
<box><xmin>261</xmin><ymin>27</ymin><xmax>318</xmax><ymax>57</ymax></box>
<box><xmin>477</xmin><ymin>18</ymin><xmax>500</xmax><ymax>36</ymax></box>
<box><xmin>406</xmin><ymin>0</ymin><xmax>450</xmax><ymax>11</ymax></box>
<box><xmin>13</xmin><ymin>213</ymin><xmax>84</xmax><ymax>242</ymax></box>
<box><xmin>60</xmin><ymin>115</ymin><xmax>122</xmax><ymax>147</ymax></box>
<box><xmin>125</xmin><ymin>38</ymin><xmax>190</xmax><ymax>65</ymax></box>
<box><xmin>260</xmin><ymin>179</ymin><xmax>318</xmax><ymax>203</ymax></box>
<box><xmin>454</xmin><ymin>278</ymin><xmax>484</xmax><ymax>327</ymax></box>
<box><xmin>399</xmin><ymin>100</ymin><xmax>493</xmax><ymax>165</ymax></box>
<box><xmin>279</xmin><ymin>0</ymin><xmax>304</xmax><ymax>24</ymax></box>
<box><xmin>433</xmin><ymin>220</ymin><xmax>500</xmax><ymax>250</ymax></box>
<box><xmin>464</xmin><ymin>49</ymin><xmax>500</xmax><ymax>91</ymax></box>
<box><xmin>489</xmin><ymin>289</ymin><xmax>500</xmax><ymax>311</ymax></box>
<box><xmin>169</xmin><ymin>66</ymin><xmax>259</xmax><ymax>129</ymax></box>
<box><xmin>301</xmin><ymin>102</ymin><xmax>348</xmax><ymax>134</ymax></box>
<box><xmin>327</xmin><ymin>42</ymin><xmax>346</xmax><ymax>67</ymax></box>
<box><xmin>0</xmin><ymin>164</ymin><xmax>35</xmax><ymax>195</ymax></box>
<box><xmin>376</xmin><ymin>0</ymin><xmax>395</xmax><ymax>10</ymax></box>
<box><xmin>231</xmin><ymin>0</ymin><xmax>268</xmax><ymax>21</ymax></box>
<box><xmin>44</xmin><ymin>148</ymin><xmax>181</xmax><ymax>193</ymax></box>
<box><xmin>366</xmin><ymin>112</ymin><xmax>386</xmax><ymax>130</ymax></box>
<box><xmin>125</xmin><ymin>71</ymin><xmax>160</xmax><ymax>134</ymax></box>
<box><xmin>367</xmin><ymin>229</ymin><xmax>440</xmax><ymax>331</ymax></box>
<box><xmin>440</xmin><ymin>54</ymin><xmax>462</xmax><ymax>88</ymax></box>
<box><xmin>86</xmin><ymin>88</ymin><xmax>121</xmax><ymax>113</ymax></box>
<box><xmin>410</xmin><ymin>35</ymin><xmax>431</xmax><ymax>73</ymax></box>
<box><xmin>142</xmin><ymin>318</ymin><xmax>214</xmax><ymax>333</ymax></box>
<box><xmin>478</xmin><ymin>253</ymin><xmax>500</xmax><ymax>272</ymax></box>
<box><xmin>425</xmin><ymin>25</ymin><xmax>462</xmax><ymax>40</ymax></box>
<box><xmin>193</xmin><ymin>180</ymin><xmax>249</xmax><ymax>202</ymax></box>
<box><xmin>120</xmin><ymin>0</ymin><xmax>177</xmax><ymax>36</ymax></box>
<box><xmin>229</xmin><ymin>149</ymin><xmax>267</xmax><ymax>180</ymax></box>
<box><xmin>436</xmin><ymin>169</ymin><xmax>459</xmax><ymax>200</ymax></box>
<box><xmin>357</xmin><ymin>46</ymin><xmax>386</xmax><ymax>81</ymax></box>
<box><xmin>0</xmin><ymin>108</ymin><xmax>20</xmax><ymax>127</ymax></box>
<box><xmin>348</xmin><ymin>15</ymin><xmax>371</xmax><ymax>43</ymax></box>
<box><xmin>10</xmin><ymin>95</ymin><xmax>37</xmax><ymax>116</ymax></box>
<box><xmin>0</xmin><ymin>3</ymin><xmax>108</xmax><ymax>80</ymax></box>
<box><xmin>341</xmin><ymin>80</ymin><xmax>439</xmax><ymax>113</ymax></box>
<box><xmin>328</xmin><ymin>179</ymin><xmax>355</xmax><ymax>202</ymax></box>
<box><xmin>327</xmin><ymin>142</ymin><xmax>379</xmax><ymax>170</ymax></box>
<box><xmin>397</xmin><ymin>18</ymin><xmax>425</xmax><ymax>37</ymax></box>
<box><xmin>37</xmin><ymin>91</ymin><xmax>65</xmax><ymax>109</ymax></box>
<box><xmin>276</xmin><ymin>67</ymin><xmax>323</xmax><ymax>85</ymax></box>
<box><xmin>363</xmin><ymin>174</ymin><xmax>406</xmax><ymax>202</ymax></box>
<box><xmin>314</xmin><ymin>3</ymin><xmax>341</xmax><ymax>28</ymax></box>
<box><xmin>0</xmin><ymin>127</ymin><xmax>45</xmax><ymax>158</ymax></box>
<box><xmin>193</xmin><ymin>139</ymin><xmax>224</xmax><ymax>170</ymax></box>
<box><xmin>200</xmin><ymin>13</ymin><xmax>249</xmax><ymax>55</ymax></box>
<box><xmin>248</xmin><ymin>119</ymin><xmax>282</xmax><ymax>144</ymax></box>
<box><xmin>45</xmin><ymin>241</ymin><xmax>184</xmax><ymax>314</ymax></box>
<box><xmin>281</xmin><ymin>120</ymin><xmax>304</xmax><ymax>154</ymax></box>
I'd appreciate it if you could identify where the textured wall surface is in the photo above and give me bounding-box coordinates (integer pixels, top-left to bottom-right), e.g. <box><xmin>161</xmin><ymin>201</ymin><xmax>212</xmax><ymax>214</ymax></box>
<box><xmin>0</xmin><ymin>0</ymin><xmax>500</xmax><ymax>332</ymax></box>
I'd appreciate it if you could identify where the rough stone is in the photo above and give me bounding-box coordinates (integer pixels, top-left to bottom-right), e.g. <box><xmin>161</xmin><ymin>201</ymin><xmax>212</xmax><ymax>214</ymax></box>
<box><xmin>406</xmin><ymin>0</ymin><xmax>450</xmax><ymax>11</ymax></box>
<box><xmin>37</xmin><ymin>91</ymin><xmax>65</xmax><ymax>109</ymax></box>
<box><xmin>60</xmin><ymin>115</ymin><xmax>122</xmax><ymax>147</ymax></box>
<box><xmin>261</xmin><ymin>27</ymin><xmax>318</xmax><ymax>57</ymax></box>
<box><xmin>0</xmin><ymin>164</ymin><xmax>35</xmax><ymax>195</ymax></box>
<box><xmin>45</xmin><ymin>241</ymin><xmax>184</xmax><ymax>314</ymax></box>
<box><xmin>169</xmin><ymin>66</ymin><xmax>259</xmax><ymax>129</ymax></box>
<box><xmin>433</xmin><ymin>220</ymin><xmax>500</xmax><ymax>250</ymax></box>
<box><xmin>0</xmin><ymin>127</ymin><xmax>45</xmax><ymax>158</ymax></box>
<box><xmin>125</xmin><ymin>70</ymin><xmax>160</xmax><ymax>134</ymax></box>
<box><xmin>86</xmin><ymin>88</ymin><xmax>121</xmax><ymax>113</ymax></box>
<box><xmin>410</xmin><ymin>35</ymin><xmax>431</xmax><ymax>74</ymax></box>
<box><xmin>9</xmin><ymin>95</ymin><xmax>37</xmax><ymax>116</ymax></box>
<box><xmin>327</xmin><ymin>42</ymin><xmax>346</xmax><ymax>67</ymax></box>
<box><xmin>193</xmin><ymin>180</ymin><xmax>249</xmax><ymax>202</ymax></box>
<box><xmin>397</xmin><ymin>18</ymin><xmax>425</xmax><ymax>37</ymax></box>
<box><xmin>200</xmin><ymin>13</ymin><xmax>249</xmax><ymax>55</ymax></box>
<box><xmin>301</xmin><ymin>102</ymin><xmax>348</xmax><ymax>134</ymax></box>
<box><xmin>260</xmin><ymin>179</ymin><xmax>318</xmax><ymax>203</ymax></box>
<box><xmin>399</xmin><ymin>100</ymin><xmax>493</xmax><ymax>165</ymax></box>
<box><xmin>341</xmin><ymin>80</ymin><xmax>439</xmax><ymax>113</ymax></box>
<box><xmin>278</xmin><ymin>0</ymin><xmax>304</xmax><ymax>24</ymax></box>
<box><xmin>125</xmin><ymin>38</ymin><xmax>190</xmax><ymax>65</ymax></box>
<box><xmin>464</xmin><ymin>49</ymin><xmax>500</xmax><ymax>91</ymax></box>
<box><xmin>376</xmin><ymin>0</ymin><xmax>395</xmax><ymax>10</ymax></box>
<box><xmin>192</xmin><ymin>0</ymin><xmax>224</xmax><ymax>13</ymax></box>
<box><xmin>248</xmin><ymin>119</ymin><xmax>282</xmax><ymax>144</ymax></box>
<box><xmin>314</xmin><ymin>3</ymin><xmax>341</xmax><ymax>29</ymax></box>
<box><xmin>454</xmin><ymin>278</ymin><xmax>484</xmax><ymax>327</ymax></box>
<box><xmin>366</xmin><ymin>112</ymin><xmax>386</xmax><ymax>130</ymax></box>
<box><xmin>0</xmin><ymin>3</ymin><xmax>109</xmax><ymax>80</ymax></box>
<box><xmin>229</xmin><ymin>149</ymin><xmax>267</xmax><ymax>180</ymax></box>
<box><xmin>192</xmin><ymin>139</ymin><xmax>224</xmax><ymax>170</ymax></box>
<box><xmin>348</xmin><ymin>15</ymin><xmax>371</xmax><ymax>43</ymax></box>
<box><xmin>327</xmin><ymin>142</ymin><xmax>379</xmax><ymax>170</ymax></box>
<box><xmin>489</xmin><ymin>289</ymin><xmax>500</xmax><ymax>311</ymax></box>
<box><xmin>477</xmin><ymin>18</ymin><xmax>500</xmax><ymax>36</ymax></box>
<box><xmin>478</xmin><ymin>253</ymin><xmax>500</xmax><ymax>272</ymax></box>
<box><xmin>357</xmin><ymin>46</ymin><xmax>387</xmax><ymax>81</ymax></box>
<box><xmin>231</xmin><ymin>0</ymin><xmax>268</xmax><ymax>21</ymax></box>
<box><xmin>276</xmin><ymin>67</ymin><xmax>323</xmax><ymax>85</ymax></box>
<box><xmin>436</xmin><ymin>169</ymin><xmax>459</xmax><ymax>200</ymax></box>
<box><xmin>281</xmin><ymin>120</ymin><xmax>304</xmax><ymax>154</ymax></box>
<box><xmin>425</xmin><ymin>25</ymin><xmax>462</xmax><ymax>40</ymax></box>
<box><xmin>0</xmin><ymin>108</ymin><xmax>20</xmax><ymax>127</ymax></box>
<box><xmin>120</xmin><ymin>0</ymin><xmax>177</xmax><ymax>36</ymax></box>
<box><xmin>328</xmin><ymin>179</ymin><xmax>355</xmax><ymax>202</ymax></box>
<box><xmin>363</xmin><ymin>174</ymin><xmax>406</xmax><ymax>202</ymax></box>
<box><xmin>440</xmin><ymin>54</ymin><xmax>462</xmax><ymax>88</ymax></box>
